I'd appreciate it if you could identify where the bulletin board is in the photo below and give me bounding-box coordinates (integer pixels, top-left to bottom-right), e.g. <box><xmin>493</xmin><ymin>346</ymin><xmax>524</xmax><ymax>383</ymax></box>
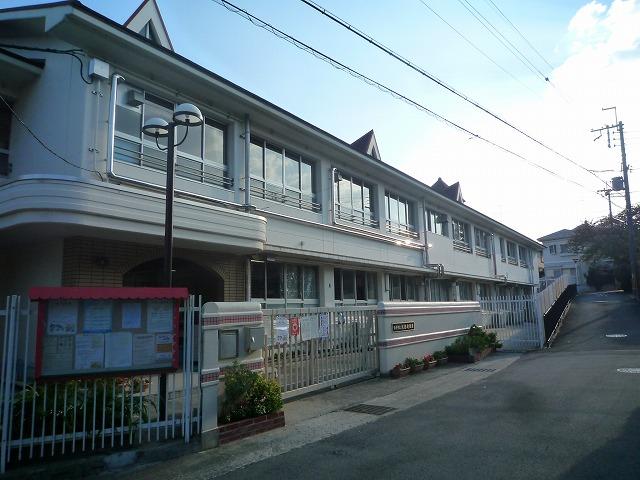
<box><xmin>30</xmin><ymin>287</ymin><xmax>188</xmax><ymax>379</ymax></box>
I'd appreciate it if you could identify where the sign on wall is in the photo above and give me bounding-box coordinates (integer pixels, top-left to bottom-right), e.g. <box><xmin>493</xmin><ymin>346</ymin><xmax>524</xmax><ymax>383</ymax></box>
<box><xmin>392</xmin><ymin>322</ymin><xmax>415</xmax><ymax>332</ymax></box>
<box><xmin>31</xmin><ymin>287</ymin><xmax>188</xmax><ymax>379</ymax></box>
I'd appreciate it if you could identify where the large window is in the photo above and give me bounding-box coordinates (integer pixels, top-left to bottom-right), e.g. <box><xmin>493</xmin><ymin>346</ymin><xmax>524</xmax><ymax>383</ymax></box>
<box><xmin>507</xmin><ymin>241</ymin><xmax>518</xmax><ymax>265</ymax></box>
<box><xmin>427</xmin><ymin>209</ymin><xmax>448</xmax><ymax>236</ymax></box>
<box><xmin>452</xmin><ymin>218</ymin><xmax>471</xmax><ymax>253</ymax></box>
<box><xmin>114</xmin><ymin>82</ymin><xmax>230</xmax><ymax>188</ymax></box>
<box><xmin>477</xmin><ymin>283</ymin><xmax>492</xmax><ymax>299</ymax></box>
<box><xmin>518</xmin><ymin>246</ymin><xmax>529</xmax><ymax>267</ymax></box>
<box><xmin>560</xmin><ymin>244</ymin><xmax>569</xmax><ymax>254</ymax></box>
<box><xmin>549</xmin><ymin>244</ymin><xmax>557</xmax><ymax>255</ymax></box>
<box><xmin>474</xmin><ymin>228</ymin><xmax>491</xmax><ymax>257</ymax></box>
<box><xmin>457</xmin><ymin>281</ymin><xmax>474</xmax><ymax>301</ymax></box>
<box><xmin>250</xmin><ymin>261</ymin><xmax>318</xmax><ymax>308</ymax></box>
<box><xmin>0</xmin><ymin>100</ymin><xmax>10</xmax><ymax>176</ymax></box>
<box><xmin>388</xmin><ymin>275</ymin><xmax>420</xmax><ymax>301</ymax></box>
<box><xmin>250</xmin><ymin>137</ymin><xmax>318</xmax><ymax>211</ymax></box>
<box><xmin>429</xmin><ymin>279</ymin><xmax>450</xmax><ymax>302</ymax></box>
<box><xmin>385</xmin><ymin>191</ymin><xmax>416</xmax><ymax>237</ymax></box>
<box><xmin>334</xmin><ymin>171</ymin><xmax>377</xmax><ymax>227</ymax></box>
<box><xmin>499</xmin><ymin>237</ymin><xmax>506</xmax><ymax>262</ymax></box>
<box><xmin>334</xmin><ymin>269</ymin><xmax>377</xmax><ymax>304</ymax></box>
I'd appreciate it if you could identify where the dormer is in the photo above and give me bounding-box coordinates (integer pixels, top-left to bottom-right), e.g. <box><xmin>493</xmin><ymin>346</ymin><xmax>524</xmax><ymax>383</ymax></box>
<box><xmin>124</xmin><ymin>0</ymin><xmax>173</xmax><ymax>51</ymax></box>
<box><xmin>351</xmin><ymin>130</ymin><xmax>382</xmax><ymax>161</ymax></box>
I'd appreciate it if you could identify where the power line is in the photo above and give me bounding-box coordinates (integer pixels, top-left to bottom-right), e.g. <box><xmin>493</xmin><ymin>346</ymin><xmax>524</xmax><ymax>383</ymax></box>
<box><xmin>209</xmin><ymin>0</ymin><xmax>621</xmax><ymax>201</ymax></box>
<box><xmin>299</xmin><ymin>0</ymin><xmax>612</xmax><ymax>189</ymax></box>
<box><xmin>0</xmin><ymin>94</ymin><xmax>103</xmax><ymax>180</ymax></box>
<box><xmin>0</xmin><ymin>43</ymin><xmax>92</xmax><ymax>84</ymax></box>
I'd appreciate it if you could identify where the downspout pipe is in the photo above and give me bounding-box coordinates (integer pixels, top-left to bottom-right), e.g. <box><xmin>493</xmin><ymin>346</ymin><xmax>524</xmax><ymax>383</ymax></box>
<box><xmin>244</xmin><ymin>114</ymin><xmax>251</xmax><ymax>209</ymax></box>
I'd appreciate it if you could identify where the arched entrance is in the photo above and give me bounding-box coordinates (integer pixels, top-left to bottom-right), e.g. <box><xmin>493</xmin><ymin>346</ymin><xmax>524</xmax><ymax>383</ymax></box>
<box><xmin>123</xmin><ymin>257</ymin><xmax>224</xmax><ymax>302</ymax></box>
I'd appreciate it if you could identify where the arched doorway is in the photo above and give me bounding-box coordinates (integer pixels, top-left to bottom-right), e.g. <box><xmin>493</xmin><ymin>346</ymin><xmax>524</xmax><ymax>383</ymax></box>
<box><xmin>123</xmin><ymin>257</ymin><xmax>224</xmax><ymax>302</ymax></box>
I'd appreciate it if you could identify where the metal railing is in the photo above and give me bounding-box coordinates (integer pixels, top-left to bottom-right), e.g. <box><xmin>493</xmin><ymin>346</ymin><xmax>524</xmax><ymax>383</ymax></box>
<box><xmin>453</xmin><ymin>240</ymin><xmax>472</xmax><ymax>253</ymax></box>
<box><xmin>537</xmin><ymin>274</ymin><xmax>570</xmax><ymax>315</ymax></box>
<box><xmin>250</xmin><ymin>180</ymin><xmax>320</xmax><ymax>212</ymax></box>
<box><xmin>385</xmin><ymin>220</ymin><xmax>419</xmax><ymax>238</ymax></box>
<box><xmin>479</xmin><ymin>295</ymin><xmax>540</xmax><ymax>351</ymax></box>
<box><xmin>262</xmin><ymin>306</ymin><xmax>377</xmax><ymax>398</ymax></box>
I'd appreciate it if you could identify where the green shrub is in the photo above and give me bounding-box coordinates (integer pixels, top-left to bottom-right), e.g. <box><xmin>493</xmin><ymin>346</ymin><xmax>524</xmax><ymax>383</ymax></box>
<box><xmin>444</xmin><ymin>325</ymin><xmax>501</xmax><ymax>356</ymax></box>
<box><xmin>220</xmin><ymin>363</ymin><xmax>283</xmax><ymax>424</ymax></box>
<box><xmin>403</xmin><ymin>357</ymin><xmax>422</xmax><ymax>368</ymax></box>
<box><xmin>433</xmin><ymin>350</ymin><xmax>446</xmax><ymax>360</ymax></box>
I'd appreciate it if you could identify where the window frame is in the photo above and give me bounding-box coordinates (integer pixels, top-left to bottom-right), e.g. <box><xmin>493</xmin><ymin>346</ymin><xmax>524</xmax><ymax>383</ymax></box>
<box><xmin>388</xmin><ymin>274</ymin><xmax>420</xmax><ymax>301</ymax></box>
<box><xmin>549</xmin><ymin>244</ymin><xmax>557</xmax><ymax>255</ymax></box>
<box><xmin>506</xmin><ymin>241</ymin><xmax>518</xmax><ymax>265</ymax></box>
<box><xmin>334</xmin><ymin>171</ymin><xmax>377</xmax><ymax>227</ymax></box>
<box><xmin>250</xmin><ymin>260</ymin><xmax>320</xmax><ymax>308</ymax></box>
<box><xmin>334</xmin><ymin>268</ymin><xmax>378</xmax><ymax>305</ymax></box>
<box><xmin>451</xmin><ymin>218</ymin><xmax>472</xmax><ymax>253</ymax></box>
<box><xmin>474</xmin><ymin>227</ymin><xmax>491</xmax><ymax>258</ymax></box>
<box><xmin>385</xmin><ymin>191</ymin><xmax>417</xmax><ymax>238</ymax></box>
<box><xmin>426</xmin><ymin>209</ymin><xmax>448</xmax><ymax>237</ymax></box>
<box><xmin>518</xmin><ymin>245</ymin><xmax>528</xmax><ymax>267</ymax></box>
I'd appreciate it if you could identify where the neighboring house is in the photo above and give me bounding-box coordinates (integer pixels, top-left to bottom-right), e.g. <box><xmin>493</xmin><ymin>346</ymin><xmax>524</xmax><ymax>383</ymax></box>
<box><xmin>538</xmin><ymin>228</ymin><xmax>591</xmax><ymax>292</ymax></box>
<box><xmin>0</xmin><ymin>0</ymin><xmax>542</xmax><ymax>306</ymax></box>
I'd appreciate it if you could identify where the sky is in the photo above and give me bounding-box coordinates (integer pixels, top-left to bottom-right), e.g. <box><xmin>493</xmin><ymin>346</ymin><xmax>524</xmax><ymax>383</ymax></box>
<box><xmin>5</xmin><ymin>0</ymin><xmax>640</xmax><ymax>240</ymax></box>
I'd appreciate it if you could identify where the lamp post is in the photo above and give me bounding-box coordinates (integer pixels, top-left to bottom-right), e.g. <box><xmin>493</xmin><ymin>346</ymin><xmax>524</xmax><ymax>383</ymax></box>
<box><xmin>142</xmin><ymin>103</ymin><xmax>204</xmax><ymax>287</ymax></box>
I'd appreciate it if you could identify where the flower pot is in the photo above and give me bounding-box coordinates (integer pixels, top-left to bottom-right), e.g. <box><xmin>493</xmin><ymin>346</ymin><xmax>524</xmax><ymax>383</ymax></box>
<box><xmin>391</xmin><ymin>366</ymin><xmax>410</xmax><ymax>378</ymax></box>
<box><xmin>436</xmin><ymin>357</ymin><xmax>448</xmax><ymax>366</ymax></box>
<box><xmin>410</xmin><ymin>364</ymin><xmax>423</xmax><ymax>374</ymax></box>
<box><xmin>428</xmin><ymin>360</ymin><xmax>438</xmax><ymax>368</ymax></box>
<box><xmin>423</xmin><ymin>362</ymin><xmax>430</xmax><ymax>370</ymax></box>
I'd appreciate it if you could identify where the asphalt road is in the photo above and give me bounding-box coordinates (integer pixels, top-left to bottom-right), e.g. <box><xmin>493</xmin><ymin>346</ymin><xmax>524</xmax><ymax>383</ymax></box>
<box><xmin>221</xmin><ymin>291</ymin><xmax>640</xmax><ymax>480</ymax></box>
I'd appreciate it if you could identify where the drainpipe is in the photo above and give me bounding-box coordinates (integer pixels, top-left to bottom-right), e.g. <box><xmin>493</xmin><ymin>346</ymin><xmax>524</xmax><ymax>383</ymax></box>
<box><xmin>490</xmin><ymin>233</ymin><xmax>498</xmax><ymax>277</ymax></box>
<box><xmin>422</xmin><ymin>199</ymin><xmax>430</xmax><ymax>266</ymax></box>
<box><xmin>329</xmin><ymin>167</ymin><xmax>336</xmax><ymax>224</ymax></box>
<box><xmin>244</xmin><ymin>114</ymin><xmax>251</xmax><ymax>209</ymax></box>
<box><xmin>246</xmin><ymin>257</ymin><xmax>251</xmax><ymax>302</ymax></box>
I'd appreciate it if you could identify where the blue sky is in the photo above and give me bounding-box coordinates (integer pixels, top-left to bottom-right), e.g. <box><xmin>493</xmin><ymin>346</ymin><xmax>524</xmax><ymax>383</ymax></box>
<box><xmin>5</xmin><ymin>0</ymin><xmax>639</xmax><ymax>239</ymax></box>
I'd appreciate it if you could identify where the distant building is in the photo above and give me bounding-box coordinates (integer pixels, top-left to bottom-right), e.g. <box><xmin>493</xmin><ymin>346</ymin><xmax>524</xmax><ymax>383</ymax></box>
<box><xmin>538</xmin><ymin>228</ymin><xmax>593</xmax><ymax>292</ymax></box>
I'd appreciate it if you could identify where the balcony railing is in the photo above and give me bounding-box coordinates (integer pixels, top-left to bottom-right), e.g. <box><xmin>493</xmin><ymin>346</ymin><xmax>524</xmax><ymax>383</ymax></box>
<box><xmin>335</xmin><ymin>205</ymin><xmax>379</xmax><ymax>228</ymax></box>
<box><xmin>251</xmin><ymin>180</ymin><xmax>320</xmax><ymax>212</ymax></box>
<box><xmin>475</xmin><ymin>246</ymin><xmax>491</xmax><ymax>258</ymax></box>
<box><xmin>385</xmin><ymin>220</ymin><xmax>419</xmax><ymax>238</ymax></box>
<box><xmin>453</xmin><ymin>240</ymin><xmax>472</xmax><ymax>253</ymax></box>
<box><xmin>507</xmin><ymin>256</ymin><xmax>518</xmax><ymax>265</ymax></box>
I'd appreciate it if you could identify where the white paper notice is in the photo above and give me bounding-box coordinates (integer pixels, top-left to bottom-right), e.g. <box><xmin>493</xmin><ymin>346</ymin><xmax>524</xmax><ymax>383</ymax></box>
<box><xmin>319</xmin><ymin>313</ymin><xmax>330</xmax><ymax>339</ymax></box>
<box><xmin>47</xmin><ymin>300</ymin><xmax>78</xmax><ymax>336</ymax></box>
<box><xmin>155</xmin><ymin>333</ymin><xmax>173</xmax><ymax>362</ymax></box>
<box><xmin>275</xmin><ymin>315</ymin><xmax>289</xmax><ymax>345</ymax></box>
<box><xmin>75</xmin><ymin>334</ymin><xmax>104</xmax><ymax>370</ymax></box>
<box><xmin>301</xmin><ymin>314</ymin><xmax>319</xmax><ymax>340</ymax></box>
<box><xmin>121</xmin><ymin>303</ymin><xmax>142</xmax><ymax>329</ymax></box>
<box><xmin>147</xmin><ymin>301</ymin><xmax>173</xmax><ymax>333</ymax></box>
<box><xmin>105</xmin><ymin>332</ymin><xmax>133</xmax><ymax>368</ymax></box>
<box><xmin>42</xmin><ymin>336</ymin><xmax>73</xmax><ymax>374</ymax></box>
<box><xmin>83</xmin><ymin>300</ymin><xmax>113</xmax><ymax>333</ymax></box>
<box><xmin>133</xmin><ymin>334</ymin><xmax>155</xmax><ymax>366</ymax></box>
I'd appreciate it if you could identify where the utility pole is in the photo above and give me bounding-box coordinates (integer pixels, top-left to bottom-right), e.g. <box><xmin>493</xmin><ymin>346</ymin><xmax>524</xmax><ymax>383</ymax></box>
<box><xmin>591</xmin><ymin>115</ymin><xmax>637</xmax><ymax>296</ymax></box>
<box><xmin>597</xmin><ymin>188</ymin><xmax>613</xmax><ymax>223</ymax></box>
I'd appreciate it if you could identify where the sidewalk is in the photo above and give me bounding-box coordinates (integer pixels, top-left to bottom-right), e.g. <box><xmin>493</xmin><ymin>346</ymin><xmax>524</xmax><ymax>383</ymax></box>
<box><xmin>114</xmin><ymin>352</ymin><xmax>521</xmax><ymax>480</ymax></box>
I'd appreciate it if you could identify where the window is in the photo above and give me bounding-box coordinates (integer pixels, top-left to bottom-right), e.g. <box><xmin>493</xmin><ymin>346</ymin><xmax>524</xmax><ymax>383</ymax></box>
<box><xmin>499</xmin><ymin>237</ymin><xmax>506</xmax><ymax>262</ymax></box>
<box><xmin>426</xmin><ymin>209</ymin><xmax>448</xmax><ymax>236</ymax></box>
<box><xmin>478</xmin><ymin>283</ymin><xmax>492</xmax><ymax>299</ymax></box>
<box><xmin>474</xmin><ymin>228</ymin><xmax>491</xmax><ymax>257</ymax></box>
<box><xmin>560</xmin><ymin>244</ymin><xmax>569</xmax><ymax>254</ymax></box>
<box><xmin>429</xmin><ymin>279</ymin><xmax>450</xmax><ymax>302</ymax></box>
<box><xmin>388</xmin><ymin>275</ymin><xmax>419</xmax><ymax>301</ymax></box>
<box><xmin>250</xmin><ymin>261</ymin><xmax>319</xmax><ymax>308</ymax></box>
<box><xmin>451</xmin><ymin>218</ymin><xmax>471</xmax><ymax>253</ymax></box>
<box><xmin>114</xmin><ymin>82</ymin><xmax>230</xmax><ymax>188</ymax></box>
<box><xmin>335</xmin><ymin>269</ymin><xmax>377</xmax><ymax>304</ymax></box>
<box><xmin>250</xmin><ymin>137</ymin><xmax>318</xmax><ymax>211</ymax></box>
<box><xmin>0</xmin><ymin>99</ymin><xmax>10</xmax><ymax>176</ymax></box>
<box><xmin>549</xmin><ymin>244</ymin><xmax>557</xmax><ymax>255</ymax></box>
<box><xmin>334</xmin><ymin>172</ymin><xmax>377</xmax><ymax>227</ymax></box>
<box><xmin>506</xmin><ymin>241</ymin><xmax>518</xmax><ymax>265</ymax></box>
<box><xmin>457</xmin><ymin>281</ymin><xmax>474</xmax><ymax>301</ymax></box>
<box><xmin>385</xmin><ymin>192</ymin><xmax>417</xmax><ymax>237</ymax></box>
<box><xmin>518</xmin><ymin>246</ymin><xmax>528</xmax><ymax>267</ymax></box>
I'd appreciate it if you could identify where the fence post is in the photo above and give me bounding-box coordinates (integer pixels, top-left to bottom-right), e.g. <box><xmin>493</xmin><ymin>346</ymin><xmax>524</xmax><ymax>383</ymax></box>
<box><xmin>534</xmin><ymin>294</ymin><xmax>546</xmax><ymax>348</ymax></box>
<box><xmin>1</xmin><ymin>295</ymin><xmax>19</xmax><ymax>474</ymax></box>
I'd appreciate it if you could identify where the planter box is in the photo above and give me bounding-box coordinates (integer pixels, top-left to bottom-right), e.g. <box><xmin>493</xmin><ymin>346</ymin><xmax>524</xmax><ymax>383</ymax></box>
<box><xmin>447</xmin><ymin>354</ymin><xmax>474</xmax><ymax>364</ymax></box>
<box><xmin>436</xmin><ymin>357</ymin><xmax>448</xmax><ymax>366</ymax></box>
<box><xmin>218</xmin><ymin>411</ymin><xmax>285</xmax><ymax>445</ymax></box>
<box><xmin>470</xmin><ymin>347</ymin><xmax>493</xmax><ymax>363</ymax></box>
<box><xmin>410</xmin><ymin>364</ymin><xmax>423</xmax><ymax>374</ymax></box>
<box><xmin>391</xmin><ymin>366</ymin><xmax>410</xmax><ymax>378</ymax></box>
<box><xmin>449</xmin><ymin>347</ymin><xmax>493</xmax><ymax>363</ymax></box>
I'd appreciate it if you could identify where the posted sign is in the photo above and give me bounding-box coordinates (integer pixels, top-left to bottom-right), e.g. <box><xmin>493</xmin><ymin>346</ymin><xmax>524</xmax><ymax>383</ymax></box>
<box><xmin>31</xmin><ymin>287</ymin><xmax>188</xmax><ymax>379</ymax></box>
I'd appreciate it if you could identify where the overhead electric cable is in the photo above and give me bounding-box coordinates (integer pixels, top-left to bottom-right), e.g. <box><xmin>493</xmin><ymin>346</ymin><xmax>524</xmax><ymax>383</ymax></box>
<box><xmin>298</xmin><ymin>0</ymin><xmax>612</xmax><ymax>189</ymax></box>
<box><xmin>0</xmin><ymin>43</ymin><xmax>92</xmax><ymax>84</ymax></box>
<box><xmin>208</xmin><ymin>0</ymin><xmax>626</xmax><ymax>203</ymax></box>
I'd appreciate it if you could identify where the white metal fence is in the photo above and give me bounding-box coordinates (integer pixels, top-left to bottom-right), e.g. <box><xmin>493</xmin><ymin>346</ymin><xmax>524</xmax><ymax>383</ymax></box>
<box><xmin>263</xmin><ymin>306</ymin><xmax>378</xmax><ymax>398</ymax></box>
<box><xmin>0</xmin><ymin>295</ymin><xmax>201</xmax><ymax>473</ymax></box>
<box><xmin>479</xmin><ymin>296</ymin><xmax>542</xmax><ymax>351</ymax></box>
<box><xmin>537</xmin><ymin>274</ymin><xmax>570</xmax><ymax>315</ymax></box>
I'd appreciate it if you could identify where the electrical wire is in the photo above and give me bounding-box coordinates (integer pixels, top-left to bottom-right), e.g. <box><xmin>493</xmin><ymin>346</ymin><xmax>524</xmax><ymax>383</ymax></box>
<box><xmin>0</xmin><ymin>43</ymin><xmax>93</xmax><ymax>84</ymax></box>
<box><xmin>209</xmin><ymin>0</ymin><xmax>626</xmax><ymax>206</ymax></box>
<box><xmin>0</xmin><ymin>94</ymin><xmax>103</xmax><ymax>180</ymax></box>
<box><xmin>299</xmin><ymin>0</ymin><xmax>613</xmax><ymax>190</ymax></box>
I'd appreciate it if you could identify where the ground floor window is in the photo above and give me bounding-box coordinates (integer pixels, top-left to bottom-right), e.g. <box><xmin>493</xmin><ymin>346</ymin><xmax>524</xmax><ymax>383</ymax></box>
<box><xmin>429</xmin><ymin>279</ymin><xmax>450</xmax><ymax>302</ymax></box>
<box><xmin>457</xmin><ymin>281</ymin><xmax>474</xmax><ymax>301</ymax></box>
<box><xmin>334</xmin><ymin>269</ymin><xmax>377</xmax><ymax>305</ymax></box>
<box><xmin>477</xmin><ymin>283</ymin><xmax>492</xmax><ymax>299</ymax></box>
<box><xmin>388</xmin><ymin>274</ymin><xmax>420</xmax><ymax>301</ymax></box>
<box><xmin>251</xmin><ymin>260</ymin><xmax>319</xmax><ymax>308</ymax></box>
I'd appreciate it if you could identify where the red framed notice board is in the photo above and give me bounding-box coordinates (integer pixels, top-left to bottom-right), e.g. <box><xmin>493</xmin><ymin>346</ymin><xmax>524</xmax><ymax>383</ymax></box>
<box><xmin>30</xmin><ymin>287</ymin><xmax>188</xmax><ymax>379</ymax></box>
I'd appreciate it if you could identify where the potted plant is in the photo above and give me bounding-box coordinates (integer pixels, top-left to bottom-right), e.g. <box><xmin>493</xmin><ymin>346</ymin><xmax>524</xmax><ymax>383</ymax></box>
<box><xmin>404</xmin><ymin>357</ymin><xmax>423</xmax><ymax>374</ymax></box>
<box><xmin>423</xmin><ymin>354</ymin><xmax>437</xmax><ymax>370</ymax></box>
<box><xmin>433</xmin><ymin>350</ymin><xmax>448</xmax><ymax>365</ymax></box>
<box><xmin>487</xmin><ymin>332</ymin><xmax>502</xmax><ymax>352</ymax></box>
<box><xmin>390</xmin><ymin>362</ymin><xmax>410</xmax><ymax>378</ymax></box>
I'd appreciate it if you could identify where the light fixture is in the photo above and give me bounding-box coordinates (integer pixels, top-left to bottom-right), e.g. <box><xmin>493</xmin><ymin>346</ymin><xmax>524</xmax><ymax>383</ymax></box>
<box><xmin>142</xmin><ymin>117</ymin><xmax>170</xmax><ymax>138</ymax></box>
<box><xmin>427</xmin><ymin>243</ymin><xmax>433</xmax><ymax>249</ymax></box>
<box><xmin>173</xmin><ymin>103</ymin><xmax>203</xmax><ymax>126</ymax></box>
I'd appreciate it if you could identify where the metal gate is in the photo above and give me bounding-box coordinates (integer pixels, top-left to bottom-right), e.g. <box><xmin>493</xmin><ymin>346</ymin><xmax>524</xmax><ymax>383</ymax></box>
<box><xmin>479</xmin><ymin>296</ymin><xmax>543</xmax><ymax>351</ymax></box>
<box><xmin>0</xmin><ymin>294</ymin><xmax>201</xmax><ymax>473</ymax></box>
<box><xmin>263</xmin><ymin>306</ymin><xmax>378</xmax><ymax>398</ymax></box>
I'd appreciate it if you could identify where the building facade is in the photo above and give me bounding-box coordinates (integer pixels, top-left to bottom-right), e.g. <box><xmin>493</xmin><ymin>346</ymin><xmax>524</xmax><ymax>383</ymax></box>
<box><xmin>0</xmin><ymin>1</ymin><xmax>541</xmax><ymax>306</ymax></box>
<box><xmin>537</xmin><ymin>228</ymin><xmax>588</xmax><ymax>291</ymax></box>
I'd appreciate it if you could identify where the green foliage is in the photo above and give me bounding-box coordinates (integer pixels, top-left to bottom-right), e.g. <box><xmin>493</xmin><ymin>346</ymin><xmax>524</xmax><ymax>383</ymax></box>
<box><xmin>220</xmin><ymin>363</ymin><xmax>283</xmax><ymax>424</ymax></box>
<box><xmin>422</xmin><ymin>354</ymin><xmax>434</xmax><ymax>364</ymax></box>
<box><xmin>433</xmin><ymin>350</ymin><xmax>447</xmax><ymax>360</ymax></box>
<box><xmin>585</xmin><ymin>265</ymin><xmax>615</xmax><ymax>291</ymax></box>
<box><xmin>403</xmin><ymin>357</ymin><xmax>422</xmax><ymax>368</ymax></box>
<box><xmin>444</xmin><ymin>325</ymin><xmax>500</xmax><ymax>356</ymax></box>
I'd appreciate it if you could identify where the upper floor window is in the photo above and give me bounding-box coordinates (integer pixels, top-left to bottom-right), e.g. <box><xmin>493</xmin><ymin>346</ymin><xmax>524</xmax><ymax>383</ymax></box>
<box><xmin>518</xmin><ymin>246</ymin><xmax>528</xmax><ymax>267</ymax></box>
<box><xmin>560</xmin><ymin>244</ymin><xmax>569</xmax><ymax>254</ymax></box>
<box><xmin>114</xmin><ymin>82</ymin><xmax>230</xmax><ymax>188</ymax></box>
<box><xmin>499</xmin><ymin>237</ymin><xmax>506</xmax><ymax>262</ymax></box>
<box><xmin>426</xmin><ymin>209</ymin><xmax>448</xmax><ymax>236</ymax></box>
<box><xmin>0</xmin><ymin>100</ymin><xmax>11</xmax><ymax>176</ymax></box>
<box><xmin>334</xmin><ymin>171</ymin><xmax>377</xmax><ymax>227</ymax></box>
<box><xmin>474</xmin><ymin>228</ymin><xmax>491</xmax><ymax>257</ymax></box>
<box><xmin>334</xmin><ymin>269</ymin><xmax>377</xmax><ymax>304</ymax></box>
<box><xmin>385</xmin><ymin>191</ymin><xmax>417</xmax><ymax>238</ymax></box>
<box><xmin>549</xmin><ymin>244</ymin><xmax>557</xmax><ymax>255</ymax></box>
<box><xmin>506</xmin><ymin>241</ymin><xmax>518</xmax><ymax>265</ymax></box>
<box><xmin>250</xmin><ymin>137</ymin><xmax>318</xmax><ymax>212</ymax></box>
<box><xmin>389</xmin><ymin>274</ymin><xmax>419</xmax><ymax>301</ymax></box>
<box><xmin>452</xmin><ymin>218</ymin><xmax>471</xmax><ymax>253</ymax></box>
<box><xmin>250</xmin><ymin>260</ymin><xmax>318</xmax><ymax>308</ymax></box>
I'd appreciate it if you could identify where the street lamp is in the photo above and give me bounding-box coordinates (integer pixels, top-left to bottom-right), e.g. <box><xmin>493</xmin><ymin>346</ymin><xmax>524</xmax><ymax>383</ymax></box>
<box><xmin>143</xmin><ymin>103</ymin><xmax>203</xmax><ymax>287</ymax></box>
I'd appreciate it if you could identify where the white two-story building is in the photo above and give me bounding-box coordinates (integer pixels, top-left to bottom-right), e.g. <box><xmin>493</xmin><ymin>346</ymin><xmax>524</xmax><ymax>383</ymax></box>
<box><xmin>0</xmin><ymin>0</ymin><xmax>541</xmax><ymax>307</ymax></box>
